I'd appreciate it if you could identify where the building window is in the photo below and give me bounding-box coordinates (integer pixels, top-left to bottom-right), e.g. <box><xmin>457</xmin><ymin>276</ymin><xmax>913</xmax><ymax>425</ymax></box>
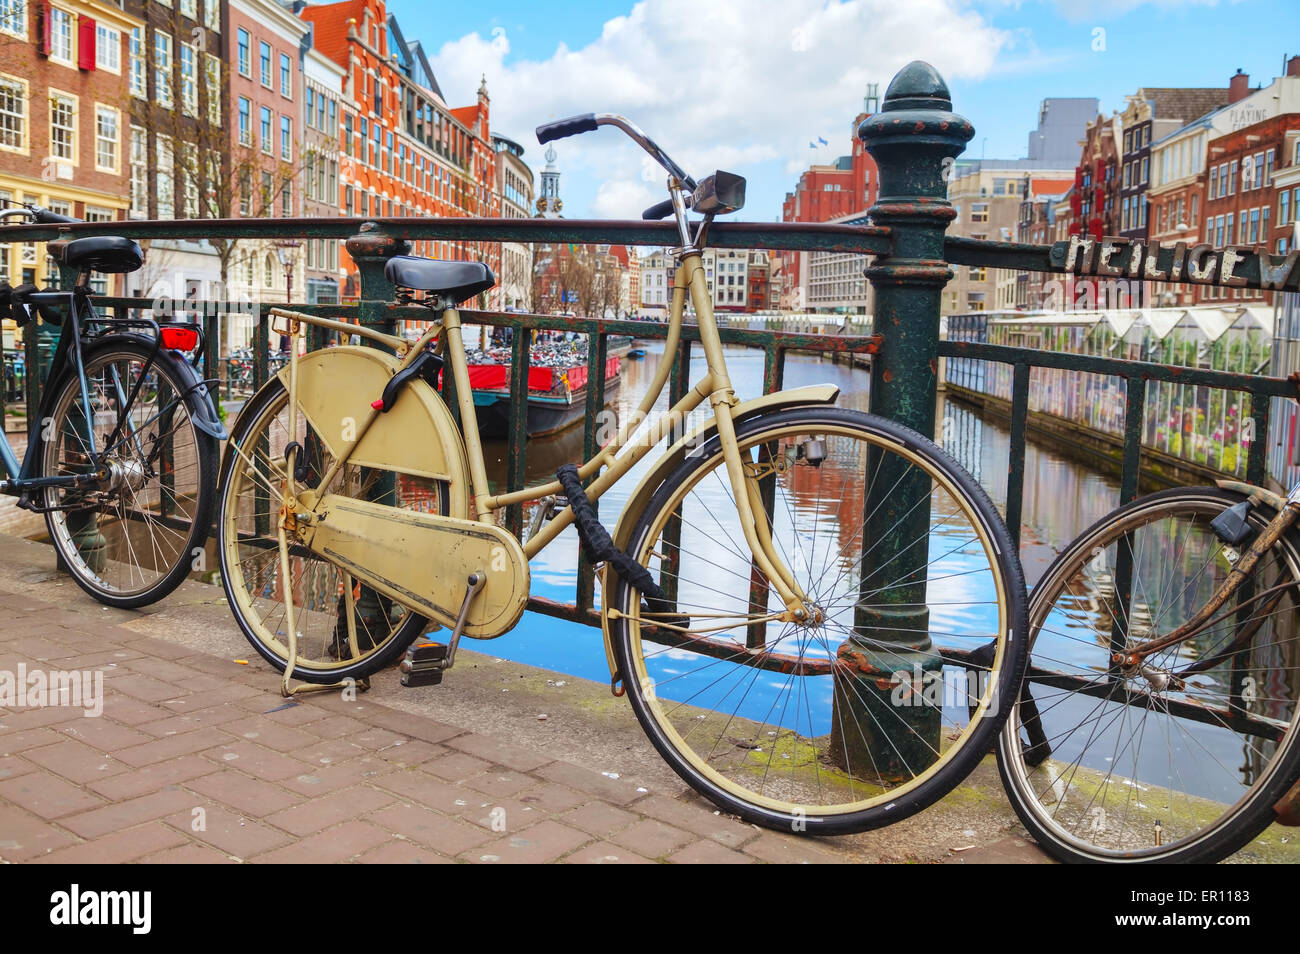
<box><xmin>1228</xmin><ymin>159</ymin><xmax>1237</xmax><ymax>195</ymax></box>
<box><xmin>129</xmin><ymin>27</ymin><xmax>145</xmax><ymax>98</ymax></box>
<box><xmin>1190</xmin><ymin>194</ymin><xmax>1198</xmax><ymax>227</ymax></box>
<box><xmin>280</xmin><ymin>115</ymin><xmax>290</xmax><ymax>159</ymax></box>
<box><xmin>237</xmin><ymin>29</ymin><xmax>250</xmax><ymax>76</ymax></box>
<box><xmin>259</xmin><ymin>41</ymin><xmax>271</xmax><ymax>87</ymax></box>
<box><xmin>94</xmin><ymin>105</ymin><xmax>118</xmax><ymax>171</ymax></box>
<box><xmin>49</xmin><ymin>7</ymin><xmax>73</xmax><ymax>63</ymax></box>
<box><xmin>0</xmin><ymin>0</ymin><xmax>24</xmax><ymax>38</ymax></box>
<box><xmin>96</xmin><ymin>25</ymin><xmax>120</xmax><ymax>72</ymax></box>
<box><xmin>280</xmin><ymin>53</ymin><xmax>290</xmax><ymax>96</ymax></box>
<box><xmin>281</xmin><ymin>183</ymin><xmax>290</xmax><ymax>217</ymax></box>
<box><xmin>156</xmin><ymin>136</ymin><xmax>174</xmax><ymax>219</ymax></box>
<box><xmin>182</xmin><ymin>143</ymin><xmax>199</xmax><ymax>216</ymax></box>
<box><xmin>180</xmin><ymin>0</ymin><xmax>195</xmax><ymax>17</ymax></box>
<box><xmin>0</xmin><ymin>74</ymin><xmax>25</xmax><ymax>151</ymax></box>
<box><xmin>1282</xmin><ymin>189</ymin><xmax>1292</xmax><ymax>227</ymax></box>
<box><xmin>204</xmin><ymin>0</ymin><xmax>218</xmax><ymax>32</ymax></box>
<box><xmin>129</xmin><ymin>125</ymin><xmax>146</xmax><ymax>216</ymax></box>
<box><xmin>204</xmin><ymin>54</ymin><xmax>220</xmax><ymax>125</ymax></box>
<box><xmin>237</xmin><ymin>96</ymin><xmax>250</xmax><ymax>145</ymax></box>
<box><xmin>1140</xmin><ymin>157</ymin><xmax>1148</xmax><ymax>183</ymax></box>
<box><xmin>154</xmin><ymin>32</ymin><xmax>172</xmax><ymax>108</ymax></box>
<box><xmin>260</xmin><ymin>106</ymin><xmax>271</xmax><ymax>153</ymax></box>
<box><xmin>970</xmin><ymin>202</ymin><xmax>989</xmax><ymax>223</ymax></box>
<box><xmin>49</xmin><ymin>92</ymin><xmax>75</xmax><ymax>161</ymax></box>
<box><xmin>180</xmin><ymin>43</ymin><xmax>197</xmax><ymax>117</ymax></box>
<box><xmin>239</xmin><ymin>169</ymin><xmax>251</xmax><ymax>215</ymax></box>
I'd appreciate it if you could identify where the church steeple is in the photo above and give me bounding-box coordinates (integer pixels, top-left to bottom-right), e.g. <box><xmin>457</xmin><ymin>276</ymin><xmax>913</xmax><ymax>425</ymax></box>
<box><xmin>536</xmin><ymin>144</ymin><xmax>562</xmax><ymax>217</ymax></box>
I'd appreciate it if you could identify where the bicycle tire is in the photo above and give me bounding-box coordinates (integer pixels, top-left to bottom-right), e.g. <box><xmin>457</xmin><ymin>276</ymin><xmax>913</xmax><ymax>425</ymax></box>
<box><xmin>996</xmin><ymin>486</ymin><xmax>1300</xmax><ymax>863</ymax></box>
<box><xmin>40</xmin><ymin>338</ymin><xmax>218</xmax><ymax>608</ymax></box>
<box><xmin>610</xmin><ymin>406</ymin><xmax>1028</xmax><ymax>834</ymax></box>
<box><xmin>216</xmin><ymin>375</ymin><xmax>440</xmax><ymax>683</ymax></box>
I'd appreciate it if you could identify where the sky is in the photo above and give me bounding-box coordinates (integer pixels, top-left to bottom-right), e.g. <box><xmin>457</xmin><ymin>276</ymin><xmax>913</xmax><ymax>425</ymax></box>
<box><xmin>391</xmin><ymin>0</ymin><xmax>1296</xmax><ymax>222</ymax></box>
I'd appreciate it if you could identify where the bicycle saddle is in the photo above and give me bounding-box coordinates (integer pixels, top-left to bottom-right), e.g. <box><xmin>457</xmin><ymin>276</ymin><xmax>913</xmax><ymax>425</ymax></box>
<box><xmin>62</xmin><ymin>236</ymin><xmax>144</xmax><ymax>274</ymax></box>
<box><xmin>385</xmin><ymin>256</ymin><xmax>495</xmax><ymax>304</ymax></box>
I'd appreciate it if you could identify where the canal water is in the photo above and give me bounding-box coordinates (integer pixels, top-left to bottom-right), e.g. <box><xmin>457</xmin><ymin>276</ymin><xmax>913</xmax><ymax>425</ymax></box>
<box><xmin>477</xmin><ymin>340</ymin><xmax>1126</xmax><ymax>682</ymax></box>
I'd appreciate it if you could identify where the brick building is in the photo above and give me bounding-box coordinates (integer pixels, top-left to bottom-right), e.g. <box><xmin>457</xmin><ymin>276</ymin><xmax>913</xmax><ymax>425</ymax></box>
<box><xmin>119</xmin><ymin>0</ymin><xmax>224</xmax><ymax>301</ymax></box>
<box><xmin>227</xmin><ymin>0</ymin><xmax>310</xmax><ymax>328</ymax></box>
<box><xmin>1199</xmin><ymin>62</ymin><xmax>1300</xmax><ymax>306</ymax></box>
<box><xmin>302</xmin><ymin>0</ymin><xmax>500</xmax><ymax>300</ymax></box>
<box><xmin>301</xmin><ymin>44</ymin><xmax>345</xmax><ymax>304</ymax></box>
<box><xmin>1117</xmin><ymin>87</ymin><xmax>1227</xmax><ymax>243</ymax></box>
<box><xmin>782</xmin><ymin>85</ymin><xmax>881</xmax><ymax>311</ymax></box>
<box><xmin>0</xmin><ymin>0</ymin><xmax>142</xmax><ymax>294</ymax></box>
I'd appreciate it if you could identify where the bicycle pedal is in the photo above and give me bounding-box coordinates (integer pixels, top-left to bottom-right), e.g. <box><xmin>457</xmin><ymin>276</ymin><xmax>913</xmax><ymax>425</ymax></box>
<box><xmin>400</xmin><ymin>640</ymin><xmax>449</xmax><ymax>687</ymax></box>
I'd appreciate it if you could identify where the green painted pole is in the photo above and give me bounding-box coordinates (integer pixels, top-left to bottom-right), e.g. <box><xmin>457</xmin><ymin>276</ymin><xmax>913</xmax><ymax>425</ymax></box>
<box><xmin>831</xmin><ymin>62</ymin><xmax>973</xmax><ymax>779</ymax></box>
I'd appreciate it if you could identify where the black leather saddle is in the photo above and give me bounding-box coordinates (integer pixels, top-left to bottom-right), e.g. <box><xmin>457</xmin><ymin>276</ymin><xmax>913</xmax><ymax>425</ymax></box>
<box><xmin>385</xmin><ymin>256</ymin><xmax>495</xmax><ymax>304</ymax></box>
<box><xmin>62</xmin><ymin>236</ymin><xmax>144</xmax><ymax>274</ymax></box>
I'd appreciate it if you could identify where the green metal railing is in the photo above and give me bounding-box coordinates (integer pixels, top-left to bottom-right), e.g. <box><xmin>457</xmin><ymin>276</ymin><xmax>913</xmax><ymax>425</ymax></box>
<box><xmin>5</xmin><ymin>59</ymin><xmax>1298</xmax><ymax>646</ymax></box>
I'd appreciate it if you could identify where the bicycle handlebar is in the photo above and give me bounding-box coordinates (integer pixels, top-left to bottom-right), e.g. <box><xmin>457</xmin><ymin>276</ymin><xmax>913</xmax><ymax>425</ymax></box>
<box><xmin>0</xmin><ymin>203</ymin><xmax>81</xmax><ymax>225</ymax></box>
<box><xmin>534</xmin><ymin>113</ymin><xmax>696</xmax><ymax>192</ymax></box>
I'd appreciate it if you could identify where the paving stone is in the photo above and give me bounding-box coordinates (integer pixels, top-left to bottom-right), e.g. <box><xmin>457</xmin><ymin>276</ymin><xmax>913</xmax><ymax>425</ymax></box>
<box><xmin>186</xmin><ymin>771</ymin><xmax>301</xmax><ymax>817</ymax></box>
<box><xmin>62</xmin><ymin>787</ymin><xmax>198</xmax><ymax>839</ymax></box>
<box><xmin>356</xmin><ymin>839</ymin><xmax>455</xmax><ymax>864</ymax></box>
<box><xmin>281</xmin><ymin>756</ymin><xmax>391</xmax><ymax>796</ymax></box>
<box><xmin>558</xmin><ymin>801</ymin><xmax>640</xmax><ymax>839</ymax></box>
<box><xmin>564</xmin><ymin>840</ymin><xmax>654</xmax><ymax>864</ymax></box>
<box><xmin>443</xmin><ymin>734</ymin><xmax>553</xmax><ymax>773</ymax></box>
<box><xmin>533</xmin><ymin>761</ymin><xmax>642</xmax><ymax>805</ymax></box>
<box><xmin>742</xmin><ymin>832</ymin><xmax>847</xmax><ymax>864</ymax></box>
<box><xmin>632</xmin><ymin>794</ymin><xmax>757</xmax><ymax>848</ymax></box>
<box><xmin>421</xmin><ymin>750</ymin><xmax>493</xmax><ymax>781</ymax></box>
<box><xmin>0</xmin><ymin>768</ymin><xmax>105</xmax><ymax>819</ymax></box>
<box><xmin>87</xmin><ymin>755</ymin><xmax>217</xmax><ymax>800</ymax></box>
<box><xmin>22</xmin><ymin>739</ymin><xmax>126</xmax><ymax>784</ymax></box>
<box><xmin>367</xmin><ymin>802</ymin><xmax>494</xmax><ymax>855</ymax></box>
<box><xmin>668</xmin><ymin>840</ymin><xmax>753</xmax><ymax>864</ymax></box>
<box><xmin>514</xmin><ymin>781</ymin><xmax>589</xmax><ymax>815</ymax></box>
<box><xmin>264</xmin><ymin>785</ymin><xmax>397</xmax><ymax>837</ymax></box>
<box><xmin>135</xmin><ymin>703</ymin><xmax>250</xmax><ymax>737</ymax></box>
<box><xmin>114</xmin><ymin>727</ymin><xmax>236</xmax><ymax>767</ymax></box>
<box><xmin>163</xmin><ymin>802</ymin><xmax>293</xmax><ymax>858</ymax></box>
<box><xmin>200</xmin><ymin>741</ymin><xmax>311</xmax><ymax>781</ymax></box>
<box><xmin>219</xmin><ymin>716</ymin><xmax>321</xmax><ymax>753</ymax></box>
<box><xmin>0</xmin><ymin>803</ymin><xmax>79</xmax><ymax>860</ymax></box>
<box><xmin>139</xmin><ymin>843</ymin><xmax>238</xmax><ymax>864</ymax></box>
<box><xmin>250</xmin><ymin>820</ymin><xmax>392</xmax><ymax>863</ymax></box>
<box><xmin>460</xmin><ymin>820</ymin><xmax>590</xmax><ymax>864</ymax></box>
<box><xmin>58</xmin><ymin>717</ymin><xmax>154</xmax><ymax>752</ymax></box>
<box><xmin>33</xmin><ymin>821</ymin><xmax>187</xmax><ymax>864</ymax></box>
<box><xmin>610</xmin><ymin>818</ymin><xmax>695</xmax><ymax>859</ymax></box>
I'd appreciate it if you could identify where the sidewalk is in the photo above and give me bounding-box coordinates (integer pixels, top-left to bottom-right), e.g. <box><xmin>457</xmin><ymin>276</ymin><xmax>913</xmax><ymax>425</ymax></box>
<box><xmin>0</xmin><ymin>532</ymin><xmax>1049</xmax><ymax>864</ymax></box>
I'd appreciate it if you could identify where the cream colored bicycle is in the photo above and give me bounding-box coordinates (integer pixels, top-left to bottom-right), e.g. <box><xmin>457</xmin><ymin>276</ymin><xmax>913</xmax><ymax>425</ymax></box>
<box><xmin>216</xmin><ymin>114</ymin><xmax>1028</xmax><ymax>834</ymax></box>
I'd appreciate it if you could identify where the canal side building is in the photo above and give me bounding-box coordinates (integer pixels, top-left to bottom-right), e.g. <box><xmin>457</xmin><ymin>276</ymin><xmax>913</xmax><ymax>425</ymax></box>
<box><xmin>0</xmin><ymin>0</ymin><xmax>143</xmax><ymax>294</ymax></box>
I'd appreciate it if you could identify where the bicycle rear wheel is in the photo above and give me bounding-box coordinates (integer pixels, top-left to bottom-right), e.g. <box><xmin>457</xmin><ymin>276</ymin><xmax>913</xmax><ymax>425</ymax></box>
<box><xmin>997</xmin><ymin>487</ymin><xmax>1300</xmax><ymax>863</ymax></box>
<box><xmin>610</xmin><ymin>407</ymin><xmax>1028</xmax><ymax>834</ymax></box>
<box><xmin>217</xmin><ymin>376</ymin><xmax>443</xmax><ymax>683</ymax></box>
<box><xmin>41</xmin><ymin>339</ymin><xmax>218</xmax><ymax>607</ymax></box>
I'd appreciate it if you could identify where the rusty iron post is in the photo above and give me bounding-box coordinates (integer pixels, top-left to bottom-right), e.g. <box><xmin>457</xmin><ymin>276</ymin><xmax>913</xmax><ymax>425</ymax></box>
<box><xmin>832</xmin><ymin>62</ymin><xmax>974</xmax><ymax>778</ymax></box>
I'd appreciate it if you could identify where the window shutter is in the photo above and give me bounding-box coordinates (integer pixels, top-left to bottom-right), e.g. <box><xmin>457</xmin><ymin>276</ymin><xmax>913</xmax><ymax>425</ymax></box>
<box><xmin>40</xmin><ymin>2</ymin><xmax>52</xmax><ymax>55</ymax></box>
<box><xmin>79</xmin><ymin>16</ymin><xmax>96</xmax><ymax>70</ymax></box>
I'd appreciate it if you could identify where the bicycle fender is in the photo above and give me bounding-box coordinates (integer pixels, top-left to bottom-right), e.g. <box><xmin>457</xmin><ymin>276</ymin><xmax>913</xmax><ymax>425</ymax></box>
<box><xmin>600</xmin><ymin>383</ymin><xmax>840</xmax><ymax>687</ymax></box>
<box><xmin>155</xmin><ymin>349</ymin><xmax>227</xmax><ymax>441</ymax></box>
<box><xmin>1214</xmin><ymin>479</ymin><xmax>1286</xmax><ymax>514</ymax></box>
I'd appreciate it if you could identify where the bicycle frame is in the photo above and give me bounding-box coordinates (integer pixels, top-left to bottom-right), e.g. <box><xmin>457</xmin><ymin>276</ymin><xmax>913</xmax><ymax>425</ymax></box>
<box><xmin>271</xmin><ymin>247</ymin><xmax>809</xmax><ymax>615</ymax></box>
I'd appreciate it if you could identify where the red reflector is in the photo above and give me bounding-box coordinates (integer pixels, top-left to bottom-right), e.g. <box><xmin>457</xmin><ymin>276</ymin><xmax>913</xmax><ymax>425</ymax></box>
<box><xmin>160</xmin><ymin>326</ymin><xmax>198</xmax><ymax>350</ymax></box>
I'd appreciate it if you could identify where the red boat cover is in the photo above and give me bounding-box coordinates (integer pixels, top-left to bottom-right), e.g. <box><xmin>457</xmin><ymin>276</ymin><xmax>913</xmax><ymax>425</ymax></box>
<box><xmin>467</xmin><ymin>356</ymin><xmax>620</xmax><ymax>393</ymax></box>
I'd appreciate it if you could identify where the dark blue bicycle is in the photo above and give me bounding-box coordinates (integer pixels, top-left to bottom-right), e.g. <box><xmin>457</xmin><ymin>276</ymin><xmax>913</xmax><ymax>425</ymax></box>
<box><xmin>0</xmin><ymin>203</ymin><xmax>224</xmax><ymax>607</ymax></box>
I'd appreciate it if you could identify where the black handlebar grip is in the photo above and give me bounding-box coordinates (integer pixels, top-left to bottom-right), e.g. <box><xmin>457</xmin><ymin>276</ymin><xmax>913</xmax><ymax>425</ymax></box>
<box><xmin>642</xmin><ymin>199</ymin><xmax>675</xmax><ymax>220</ymax></box>
<box><xmin>33</xmin><ymin>209</ymin><xmax>79</xmax><ymax>224</ymax></box>
<box><xmin>536</xmin><ymin>114</ymin><xmax>598</xmax><ymax>145</ymax></box>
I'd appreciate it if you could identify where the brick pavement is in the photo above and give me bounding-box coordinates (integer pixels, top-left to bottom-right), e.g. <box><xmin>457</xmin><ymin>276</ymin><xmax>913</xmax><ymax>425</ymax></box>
<box><xmin>0</xmin><ymin>589</ymin><xmax>857</xmax><ymax>864</ymax></box>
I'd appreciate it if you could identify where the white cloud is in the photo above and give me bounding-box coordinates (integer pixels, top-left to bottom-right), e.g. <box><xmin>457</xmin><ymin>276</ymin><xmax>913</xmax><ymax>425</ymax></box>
<box><xmin>432</xmin><ymin>0</ymin><xmax>1011</xmax><ymax>217</ymax></box>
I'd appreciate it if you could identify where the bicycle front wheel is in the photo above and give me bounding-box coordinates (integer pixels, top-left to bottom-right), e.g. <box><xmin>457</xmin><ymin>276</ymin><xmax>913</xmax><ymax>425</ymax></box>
<box><xmin>217</xmin><ymin>376</ymin><xmax>443</xmax><ymax>683</ymax></box>
<box><xmin>41</xmin><ymin>340</ymin><xmax>218</xmax><ymax>607</ymax></box>
<box><xmin>610</xmin><ymin>407</ymin><xmax>1027</xmax><ymax>834</ymax></box>
<box><xmin>997</xmin><ymin>487</ymin><xmax>1300</xmax><ymax>863</ymax></box>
